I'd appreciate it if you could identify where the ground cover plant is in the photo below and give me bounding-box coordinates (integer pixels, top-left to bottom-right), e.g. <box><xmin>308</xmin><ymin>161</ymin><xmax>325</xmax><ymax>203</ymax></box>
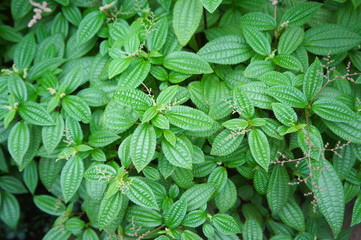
<box><xmin>1</xmin><ymin>0</ymin><xmax>361</xmax><ymax>239</ymax></box>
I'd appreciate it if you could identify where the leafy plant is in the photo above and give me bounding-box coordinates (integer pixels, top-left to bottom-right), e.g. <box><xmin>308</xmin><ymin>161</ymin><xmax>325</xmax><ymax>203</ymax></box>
<box><xmin>0</xmin><ymin>0</ymin><xmax>361</xmax><ymax>239</ymax></box>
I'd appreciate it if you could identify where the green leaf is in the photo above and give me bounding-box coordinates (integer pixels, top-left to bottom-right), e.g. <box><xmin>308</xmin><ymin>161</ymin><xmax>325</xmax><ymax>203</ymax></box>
<box><xmin>181</xmin><ymin>183</ymin><xmax>215</xmax><ymax>211</ymax></box>
<box><xmin>233</xmin><ymin>88</ymin><xmax>255</xmax><ymax>119</ymax></box>
<box><xmin>83</xmin><ymin>228</ymin><xmax>99</xmax><ymax>240</ymax></box>
<box><xmin>62</xmin><ymin>65</ymin><xmax>84</xmax><ymax>94</ymax></box>
<box><xmin>303</xmin><ymin>58</ymin><xmax>323</xmax><ymax>101</ymax></box>
<box><xmin>19</xmin><ymin>101</ymin><xmax>55</xmax><ymax>126</ymax></box>
<box><xmin>0</xmin><ymin>176</ymin><xmax>27</xmax><ymax>194</ymax></box>
<box><xmin>0</xmin><ymin>192</ymin><xmax>20</xmax><ymax>229</ymax></box>
<box><xmin>117</xmin><ymin>58</ymin><xmax>151</xmax><ymax>89</ymax></box>
<box><xmin>148</xmin><ymin>17</ymin><xmax>168</xmax><ymax>51</ymax></box>
<box><xmin>297</xmin><ymin>125</ymin><xmax>323</xmax><ymax>161</ymax></box>
<box><xmin>312</xmin><ymin>99</ymin><xmax>355</xmax><ymax>122</ymax></box>
<box><xmin>23</xmin><ymin>160</ymin><xmax>38</xmax><ymax>194</ymax></box>
<box><xmin>304</xmin><ymin>24</ymin><xmax>361</xmax><ymax>55</ymax></box>
<box><xmin>130</xmin><ymin>124</ymin><xmax>157</xmax><ymax>172</ymax></box>
<box><xmin>88</xmin><ymin>130</ymin><xmax>120</xmax><ymax>148</ymax></box>
<box><xmin>279</xmin><ymin>198</ymin><xmax>305</xmax><ymax>232</ymax></box>
<box><xmin>153</xmin><ymin>114</ymin><xmax>170</xmax><ymax>130</ymax></box>
<box><xmin>42</xmin><ymin>113</ymin><xmax>64</xmax><ymax>154</ymax></box>
<box><xmin>164</xmin><ymin>51</ymin><xmax>213</xmax><ymax>74</ymax></box>
<box><xmin>212</xmin><ymin>213</ymin><xmax>241</xmax><ymax>235</ymax></box>
<box><xmin>8</xmin><ymin>73</ymin><xmax>27</xmax><ymax>103</ymax></box>
<box><xmin>14</xmin><ymin>32</ymin><xmax>36</xmax><ymax>69</ymax></box>
<box><xmin>278</xmin><ymin>27</ymin><xmax>304</xmax><ymax>55</ymax></box>
<box><xmin>215</xmin><ymin>179</ymin><xmax>237</xmax><ymax>213</ymax></box>
<box><xmin>207</xmin><ymin>167</ymin><xmax>228</xmax><ymax>194</ymax></box>
<box><xmin>84</xmin><ymin>164</ymin><xmax>116</xmax><ymax>182</ymax></box>
<box><xmin>265</xmin><ymin>85</ymin><xmax>307</xmax><ymax>108</ymax></box>
<box><xmin>211</xmin><ymin>129</ymin><xmax>244</xmax><ymax>156</ymax></box>
<box><xmin>248</xmin><ymin>129</ymin><xmax>270</xmax><ymax>171</ymax></box>
<box><xmin>280</xmin><ymin>2</ymin><xmax>322</xmax><ymax>27</ymax></box>
<box><xmin>125</xmin><ymin>206</ymin><xmax>162</xmax><ymax>227</ymax></box>
<box><xmin>60</xmin><ymin>156</ymin><xmax>84</xmax><ymax>202</ymax></box>
<box><xmin>11</xmin><ymin>0</ymin><xmax>32</xmax><ymax>20</ymax></box>
<box><xmin>200</xmin><ymin>0</ymin><xmax>222</xmax><ymax>13</ymax></box>
<box><xmin>316</xmin><ymin>161</ymin><xmax>344</xmax><ymax>237</ymax></box>
<box><xmin>244</xmin><ymin>60</ymin><xmax>274</xmax><ymax>79</ymax></box>
<box><xmin>77</xmin><ymin>11</ymin><xmax>105</xmax><ymax>45</ymax></box>
<box><xmin>323</xmin><ymin>115</ymin><xmax>361</xmax><ymax>144</ymax></box>
<box><xmin>173</xmin><ymin>0</ymin><xmax>203</xmax><ymax>46</ymax></box>
<box><xmin>352</xmin><ymin>195</ymin><xmax>361</xmax><ymax>226</ymax></box>
<box><xmin>34</xmin><ymin>195</ymin><xmax>66</xmax><ymax>216</ymax></box>
<box><xmin>267</xmin><ymin>165</ymin><xmax>291</xmax><ymax>215</ymax></box>
<box><xmin>240</xmin><ymin>12</ymin><xmax>276</xmax><ymax>31</ymax></box>
<box><xmin>28</xmin><ymin>58</ymin><xmax>65</xmax><ymax>80</ymax></box>
<box><xmin>125</xmin><ymin>177</ymin><xmax>158</xmax><ymax>209</ymax></box>
<box><xmin>62</xmin><ymin>4</ymin><xmax>82</xmax><ymax>26</ymax></box>
<box><xmin>98</xmin><ymin>192</ymin><xmax>123</xmax><ymax>230</ymax></box>
<box><xmin>272</xmin><ymin>54</ymin><xmax>303</xmax><ymax>71</ymax></box>
<box><xmin>259</xmin><ymin>71</ymin><xmax>292</xmax><ymax>87</ymax></box>
<box><xmin>243</xmin><ymin>26</ymin><xmax>271</xmax><ymax>56</ymax></box>
<box><xmin>62</xmin><ymin>95</ymin><xmax>91</xmax><ymax>123</ymax></box>
<box><xmin>113</xmin><ymin>88</ymin><xmax>153</xmax><ymax>111</ymax></box>
<box><xmin>157</xmin><ymin>85</ymin><xmax>179</xmax><ymax>109</ymax></box>
<box><xmin>272</xmin><ymin>103</ymin><xmax>297</xmax><ymax>127</ymax></box>
<box><xmin>43</xmin><ymin>226</ymin><xmax>71</xmax><ymax>240</ymax></box>
<box><xmin>243</xmin><ymin>218</ymin><xmax>263</xmax><ymax>240</ymax></box>
<box><xmin>165</xmin><ymin>199</ymin><xmax>187</xmax><ymax>228</ymax></box>
<box><xmin>182</xmin><ymin>210</ymin><xmax>207</xmax><ymax>227</ymax></box>
<box><xmin>166</xmin><ymin>106</ymin><xmax>216</xmax><ymax>131</ymax></box>
<box><xmin>108</xmin><ymin>58</ymin><xmax>132</xmax><ymax>79</ymax></box>
<box><xmin>162</xmin><ymin>137</ymin><xmax>193</xmax><ymax>169</ymax></box>
<box><xmin>8</xmin><ymin>122</ymin><xmax>29</xmax><ymax>166</ymax></box>
<box><xmin>197</xmin><ymin>35</ymin><xmax>253</xmax><ymax>64</ymax></box>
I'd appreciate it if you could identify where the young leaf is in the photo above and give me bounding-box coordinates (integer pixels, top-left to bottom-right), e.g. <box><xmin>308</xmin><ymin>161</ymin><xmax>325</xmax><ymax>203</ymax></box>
<box><xmin>84</xmin><ymin>164</ymin><xmax>117</xmax><ymax>182</ymax></box>
<box><xmin>211</xmin><ymin>129</ymin><xmax>244</xmax><ymax>156</ymax></box>
<box><xmin>162</xmin><ymin>137</ymin><xmax>193</xmax><ymax>169</ymax></box>
<box><xmin>173</xmin><ymin>0</ymin><xmax>203</xmax><ymax>46</ymax></box>
<box><xmin>248</xmin><ymin>129</ymin><xmax>270</xmax><ymax>171</ymax></box>
<box><xmin>130</xmin><ymin>124</ymin><xmax>157</xmax><ymax>172</ymax></box>
<box><xmin>8</xmin><ymin>74</ymin><xmax>27</xmax><ymax>103</ymax></box>
<box><xmin>60</xmin><ymin>155</ymin><xmax>84</xmax><ymax>202</ymax></box>
<box><xmin>117</xmin><ymin>58</ymin><xmax>151</xmax><ymax>89</ymax></box>
<box><xmin>164</xmin><ymin>51</ymin><xmax>213</xmax><ymax>74</ymax></box>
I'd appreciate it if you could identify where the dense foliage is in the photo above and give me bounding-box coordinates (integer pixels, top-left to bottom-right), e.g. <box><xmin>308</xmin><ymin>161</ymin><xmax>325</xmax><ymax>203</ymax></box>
<box><xmin>1</xmin><ymin>0</ymin><xmax>361</xmax><ymax>239</ymax></box>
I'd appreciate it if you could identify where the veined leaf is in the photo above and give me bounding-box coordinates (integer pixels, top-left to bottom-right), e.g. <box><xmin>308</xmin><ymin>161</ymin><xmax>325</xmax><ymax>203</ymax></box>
<box><xmin>60</xmin><ymin>155</ymin><xmax>84</xmax><ymax>202</ymax></box>
<box><xmin>173</xmin><ymin>0</ymin><xmax>203</xmax><ymax>46</ymax></box>
<box><xmin>148</xmin><ymin>17</ymin><xmax>168</xmax><ymax>51</ymax></box>
<box><xmin>197</xmin><ymin>35</ymin><xmax>253</xmax><ymax>64</ymax></box>
<box><xmin>62</xmin><ymin>95</ymin><xmax>91</xmax><ymax>123</ymax></box>
<box><xmin>19</xmin><ymin>101</ymin><xmax>55</xmax><ymax>126</ymax></box>
<box><xmin>279</xmin><ymin>198</ymin><xmax>305</xmax><ymax>232</ymax></box>
<box><xmin>303</xmin><ymin>58</ymin><xmax>323</xmax><ymax>101</ymax></box>
<box><xmin>259</xmin><ymin>71</ymin><xmax>292</xmax><ymax>86</ymax></box>
<box><xmin>215</xmin><ymin>179</ymin><xmax>237</xmax><ymax>213</ymax></box>
<box><xmin>84</xmin><ymin>164</ymin><xmax>117</xmax><ymax>182</ymax></box>
<box><xmin>108</xmin><ymin>58</ymin><xmax>132</xmax><ymax>79</ymax></box>
<box><xmin>272</xmin><ymin>103</ymin><xmax>297</xmax><ymax>127</ymax></box>
<box><xmin>316</xmin><ymin>161</ymin><xmax>344</xmax><ymax>237</ymax></box>
<box><xmin>113</xmin><ymin>88</ymin><xmax>153</xmax><ymax>111</ymax></box>
<box><xmin>62</xmin><ymin>4</ymin><xmax>82</xmax><ymax>26</ymax></box>
<box><xmin>297</xmin><ymin>125</ymin><xmax>323</xmax><ymax>161</ymax></box>
<box><xmin>164</xmin><ymin>51</ymin><xmax>213</xmax><ymax>74</ymax></box>
<box><xmin>244</xmin><ymin>60</ymin><xmax>274</xmax><ymax>79</ymax></box>
<box><xmin>182</xmin><ymin>210</ymin><xmax>207</xmax><ymax>227</ymax></box>
<box><xmin>43</xmin><ymin>226</ymin><xmax>71</xmax><ymax>240</ymax></box>
<box><xmin>34</xmin><ymin>195</ymin><xmax>66</xmax><ymax>216</ymax></box>
<box><xmin>207</xmin><ymin>167</ymin><xmax>228</xmax><ymax>194</ymax></box>
<box><xmin>181</xmin><ymin>183</ymin><xmax>215</xmax><ymax>211</ymax></box>
<box><xmin>42</xmin><ymin>113</ymin><xmax>64</xmax><ymax>154</ymax></box>
<box><xmin>166</xmin><ymin>106</ymin><xmax>216</xmax><ymax>131</ymax></box>
<box><xmin>278</xmin><ymin>27</ymin><xmax>304</xmax><ymax>55</ymax></box>
<box><xmin>14</xmin><ymin>32</ymin><xmax>36</xmax><ymax>69</ymax></box>
<box><xmin>117</xmin><ymin>58</ymin><xmax>151</xmax><ymax>89</ymax></box>
<box><xmin>162</xmin><ymin>137</ymin><xmax>193</xmax><ymax>169</ymax></box>
<box><xmin>280</xmin><ymin>2</ymin><xmax>322</xmax><ymax>27</ymax></box>
<box><xmin>352</xmin><ymin>195</ymin><xmax>361</xmax><ymax>226</ymax></box>
<box><xmin>243</xmin><ymin>26</ymin><xmax>271</xmax><ymax>56</ymax></box>
<box><xmin>125</xmin><ymin>177</ymin><xmax>158</xmax><ymax>209</ymax></box>
<box><xmin>130</xmin><ymin>124</ymin><xmax>157</xmax><ymax>172</ymax></box>
<box><xmin>8</xmin><ymin>73</ymin><xmax>27</xmax><ymax>102</ymax></box>
<box><xmin>272</xmin><ymin>54</ymin><xmax>303</xmax><ymax>71</ymax></box>
<box><xmin>98</xmin><ymin>192</ymin><xmax>123</xmax><ymax>230</ymax></box>
<box><xmin>233</xmin><ymin>88</ymin><xmax>255</xmax><ymax>119</ymax></box>
<box><xmin>125</xmin><ymin>206</ymin><xmax>162</xmax><ymax>227</ymax></box>
<box><xmin>323</xmin><ymin>115</ymin><xmax>361</xmax><ymax>144</ymax></box>
<box><xmin>212</xmin><ymin>214</ymin><xmax>241</xmax><ymax>235</ymax></box>
<box><xmin>8</xmin><ymin>122</ymin><xmax>29</xmax><ymax>166</ymax></box>
<box><xmin>200</xmin><ymin>0</ymin><xmax>222</xmax><ymax>13</ymax></box>
<box><xmin>211</xmin><ymin>129</ymin><xmax>244</xmax><ymax>156</ymax></box>
<box><xmin>240</xmin><ymin>12</ymin><xmax>276</xmax><ymax>31</ymax></box>
<box><xmin>267</xmin><ymin>165</ymin><xmax>291</xmax><ymax>215</ymax></box>
<box><xmin>243</xmin><ymin>218</ymin><xmax>263</xmax><ymax>240</ymax></box>
<box><xmin>165</xmin><ymin>199</ymin><xmax>187</xmax><ymax>228</ymax></box>
<box><xmin>157</xmin><ymin>85</ymin><xmax>179</xmax><ymax>109</ymax></box>
<box><xmin>181</xmin><ymin>230</ymin><xmax>203</xmax><ymax>240</ymax></box>
<box><xmin>312</xmin><ymin>99</ymin><xmax>356</xmax><ymax>122</ymax></box>
<box><xmin>248</xmin><ymin>129</ymin><xmax>270</xmax><ymax>171</ymax></box>
<box><xmin>88</xmin><ymin>130</ymin><xmax>120</xmax><ymax>148</ymax></box>
<box><xmin>265</xmin><ymin>85</ymin><xmax>307</xmax><ymax>108</ymax></box>
<box><xmin>304</xmin><ymin>24</ymin><xmax>361</xmax><ymax>55</ymax></box>
<box><xmin>0</xmin><ymin>192</ymin><xmax>20</xmax><ymax>229</ymax></box>
<box><xmin>77</xmin><ymin>11</ymin><xmax>105</xmax><ymax>45</ymax></box>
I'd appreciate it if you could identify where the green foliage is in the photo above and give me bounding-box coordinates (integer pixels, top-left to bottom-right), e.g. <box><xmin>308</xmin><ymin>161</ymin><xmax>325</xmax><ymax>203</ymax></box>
<box><xmin>0</xmin><ymin>0</ymin><xmax>361</xmax><ymax>239</ymax></box>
